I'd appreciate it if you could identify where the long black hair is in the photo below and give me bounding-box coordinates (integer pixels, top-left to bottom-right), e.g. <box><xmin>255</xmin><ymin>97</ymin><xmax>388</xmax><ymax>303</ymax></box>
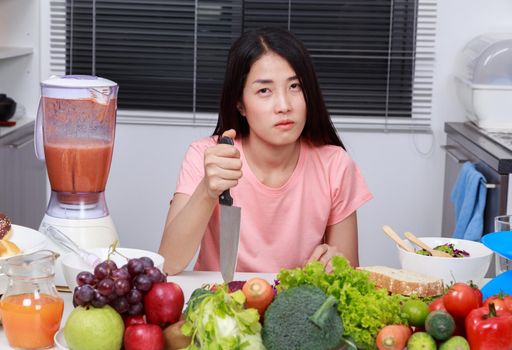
<box><xmin>213</xmin><ymin>27</ymin><xmax>344</xmax><ymax>149</ymax></box>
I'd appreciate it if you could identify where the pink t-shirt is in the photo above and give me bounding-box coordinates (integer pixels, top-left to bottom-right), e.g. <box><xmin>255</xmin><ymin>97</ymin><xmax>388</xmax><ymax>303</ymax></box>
<box><xmin>175</xmin><ymin>137</ymin><xmax>373</xmax><ymax>272</ymax></box>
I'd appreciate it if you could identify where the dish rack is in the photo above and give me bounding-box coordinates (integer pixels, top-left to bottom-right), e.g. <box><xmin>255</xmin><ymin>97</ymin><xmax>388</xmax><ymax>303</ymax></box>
<box><xmin>455</xmin><ymin>33</ymin><xmax>512</xmax><ymax>130</ymax></box>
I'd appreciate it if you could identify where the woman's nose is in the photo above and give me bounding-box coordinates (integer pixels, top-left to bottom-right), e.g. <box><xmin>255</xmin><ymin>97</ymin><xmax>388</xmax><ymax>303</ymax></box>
<box><xmin>274</xmin><ymin>91</ymin><xmax>292</xmax><ymax>114</ymax></box>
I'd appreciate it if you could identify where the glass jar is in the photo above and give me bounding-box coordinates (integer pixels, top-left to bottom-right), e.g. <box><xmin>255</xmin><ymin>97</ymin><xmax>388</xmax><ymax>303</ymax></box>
<box><xmin>0</xmin><ymin>250</ymin><xmax>64</xmax><ymax>349</ymax></box>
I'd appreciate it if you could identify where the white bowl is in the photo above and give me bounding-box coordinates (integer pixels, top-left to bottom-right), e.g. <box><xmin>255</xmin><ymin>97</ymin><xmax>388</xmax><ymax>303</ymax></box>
<box><xmin>398</xmin><ymin>236</ymin><xmax>493</xmax><ymax>285</ymax></box>
<box><xmin>61</xmin><ymin>247</ymin><xmax>165</xmax><ymax>291</ymax></box>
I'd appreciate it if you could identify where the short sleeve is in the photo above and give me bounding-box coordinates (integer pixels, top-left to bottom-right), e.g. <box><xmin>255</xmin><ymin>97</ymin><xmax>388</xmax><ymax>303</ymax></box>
<box><xmin>175</xmin><ymin>138</ymin><xmax>215</xmax><ymax>196</ymax></box>
<box><xmin>327</xmin><ymin>150</ymin><xmax>373</xmax><ymax>226</ymax></box>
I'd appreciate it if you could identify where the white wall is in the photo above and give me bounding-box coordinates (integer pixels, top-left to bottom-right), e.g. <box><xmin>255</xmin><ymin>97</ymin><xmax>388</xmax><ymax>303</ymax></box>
<box><xmin>5</xmin><ymin>0</ymin><xmax>511</xmax><ymax>269</ymax></box>
<box><xmin>104</xmin><ymin>0</ymin><xmax>512</xmax><ymax>270</ymax></box>
<box><xmin>348</xmin><ymin>0</ymin><xmax>512</xmax><ymax>267</ymax></box>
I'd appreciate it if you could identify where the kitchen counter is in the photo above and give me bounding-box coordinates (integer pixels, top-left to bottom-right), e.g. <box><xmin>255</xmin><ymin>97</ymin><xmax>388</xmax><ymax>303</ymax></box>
<box><xmin>0</xmin><ymin>271</ymin><xmax>276</xmax><ymax>349</ymax></box>
<box><xmin>0</xmin><ymin>117</ymin><xmax>33</xmax><ymax>139</ymax></box>
<box><xmin>0</xmin><ymin>271</ymin><xmax>492</xmax><ymax>349</ymax></box>
<box><xmin>445</xmin><ymin>122</ymin><xmax>512</xmax><ymax>174</ymax></box>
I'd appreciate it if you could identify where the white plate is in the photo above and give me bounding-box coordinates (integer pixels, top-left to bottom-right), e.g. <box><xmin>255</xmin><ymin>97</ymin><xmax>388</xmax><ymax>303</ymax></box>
<box><xmin>0</xmin><ymin>224</ymin><xmax>48</xmax><ymax>293</ymax></box>
<box><xmin>54</xmin><ymin>329</ymin><xmax>69</xmax><ymax>350</ymax></box>
<box><xmin>0</xmin><ymin>224</ymin><xmax>48</xmax><ymax>261</ymax></box>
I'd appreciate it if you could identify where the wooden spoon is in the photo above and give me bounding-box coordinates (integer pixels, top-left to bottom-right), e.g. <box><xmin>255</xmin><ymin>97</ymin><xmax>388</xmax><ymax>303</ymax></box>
<box><xmin>403</xmin><ymin>231</ymin><xmax>452</xmax><ymax>257</ymax></box>
<box><xmin>382</xmin><ymin>225</ymin><xmax>414</xmax><ymax>253</ymax></box>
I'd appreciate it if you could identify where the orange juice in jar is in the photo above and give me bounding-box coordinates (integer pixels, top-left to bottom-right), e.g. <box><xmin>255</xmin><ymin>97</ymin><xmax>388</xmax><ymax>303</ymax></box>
<box><xmin>0</xmin><ymin>292</ymin><xmax>64</xmax><ymax>349</ymax></box>
<box><xmin>0</xmin><ymin>250</ymin><xmax>63</xmax><ymax>349</ymax></box>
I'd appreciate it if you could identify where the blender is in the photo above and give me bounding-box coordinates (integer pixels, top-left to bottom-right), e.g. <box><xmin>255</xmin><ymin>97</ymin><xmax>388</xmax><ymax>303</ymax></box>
<box><xmin>35</xmin><ymin>75</ymin><xmax>119</xmax><ymax>286</ymax></box>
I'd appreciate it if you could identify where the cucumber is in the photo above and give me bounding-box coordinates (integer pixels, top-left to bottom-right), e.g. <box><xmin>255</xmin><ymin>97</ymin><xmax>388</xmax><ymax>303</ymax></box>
<box><xmin>425</xmin><ymin>310</ymin><xmax>456</xmax><ymax>341</ymax></box>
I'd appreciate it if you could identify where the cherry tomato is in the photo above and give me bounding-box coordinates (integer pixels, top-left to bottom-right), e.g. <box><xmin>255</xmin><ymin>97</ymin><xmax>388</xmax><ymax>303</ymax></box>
<box><xmin>242</xmin><ymin>277</ymin><xmax>274</xmax><ymax>318</ymax></box>
<box><xmin>443</xmin><ymin>282</ymin><xmax>482</xmax><ymax>319</ymax></box>
<box><xmin>429</xmin><ymin>296</ymin><xmax>446</xmax><ymax>312</ymax></box>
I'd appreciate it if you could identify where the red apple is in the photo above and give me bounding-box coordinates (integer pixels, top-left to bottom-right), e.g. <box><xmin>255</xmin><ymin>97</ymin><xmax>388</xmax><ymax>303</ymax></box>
<box><xmin>124</xmin><ymin>314</ymin><xmax>146</xmax><ymax>328</ymax></box>
<box><xmin>124</xmin><ymin>324</ymin><xmax>164</xmax><ymax>350</ymax></box>
<box><xmin>144</xmin><ymin>282</ymin><xmax>184</xmax><ymax>327</ymax></box>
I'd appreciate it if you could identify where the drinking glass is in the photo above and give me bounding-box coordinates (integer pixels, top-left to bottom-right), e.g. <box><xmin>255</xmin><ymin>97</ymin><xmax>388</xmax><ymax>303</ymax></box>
<box><xmin>494</xmin><ymin>215</ymin><xmax>512</xmax><ymax>276</ymax></box>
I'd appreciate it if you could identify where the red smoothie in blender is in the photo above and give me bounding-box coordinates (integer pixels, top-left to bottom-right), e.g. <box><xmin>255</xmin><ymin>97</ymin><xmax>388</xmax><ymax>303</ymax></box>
<box><xmin>43</xmin><ymin>97</ymin><xmax>116</xmax><ymax>205</ymax></box>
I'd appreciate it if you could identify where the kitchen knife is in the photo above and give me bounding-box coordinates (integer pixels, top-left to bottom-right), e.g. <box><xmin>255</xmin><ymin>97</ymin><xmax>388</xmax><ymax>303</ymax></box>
<box><xmin>218</xmin><ymin>136</ymin><xmax>241</xmax><ymax>283</ymax></box>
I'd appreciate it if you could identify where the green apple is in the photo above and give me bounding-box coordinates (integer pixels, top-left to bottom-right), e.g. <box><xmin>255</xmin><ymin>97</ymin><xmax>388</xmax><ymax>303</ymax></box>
<box><xmin>64</xmin><ymin>305</ymin><xmax>124</xmax><ymax>350</ymax></box>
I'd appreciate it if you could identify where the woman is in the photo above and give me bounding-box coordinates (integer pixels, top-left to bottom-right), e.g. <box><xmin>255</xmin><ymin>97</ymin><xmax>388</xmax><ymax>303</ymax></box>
<box><xmin>159</xmin><ymin>27</ymin><xmax>372</xmax><ymax>275</ymax></box>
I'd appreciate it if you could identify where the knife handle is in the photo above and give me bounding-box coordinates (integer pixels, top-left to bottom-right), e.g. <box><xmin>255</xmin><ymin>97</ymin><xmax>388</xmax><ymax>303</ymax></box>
<box><xmin>219</xmin><ymin>135</ymin><xmax>234</xmax><ymax>206</ymax></box>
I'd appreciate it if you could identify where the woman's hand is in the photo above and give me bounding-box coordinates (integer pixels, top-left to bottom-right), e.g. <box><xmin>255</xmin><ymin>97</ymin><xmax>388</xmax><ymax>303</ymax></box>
<box><xmin>203</xmin><ymin>129</ymin><xmax>243</xmax><ymax>199</ymax></box>
<box><xmin>306</xmin><ymin>243</ymin><xmax>347</xmax><ymax>273</ymax></box>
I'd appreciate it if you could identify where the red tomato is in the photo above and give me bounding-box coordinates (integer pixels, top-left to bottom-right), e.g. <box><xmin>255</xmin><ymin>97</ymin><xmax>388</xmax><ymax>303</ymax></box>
<box><xmin>429</xmin><ymin>296</ymin><xmax>446</xmax><ymax>312</ymax></box>
<box><xmin>473</xmin><ymin>287</ymin><xmax>483</xmax><ymax>305</ymax></box>
<box><xmin>483</xmin><ymin>293</ymin><xmax>512</xmax><ymax>313</ymax></box>
<box><xmin>483</xmin><ymin>295</ymin><xmax>508</xmax><ymax>312</ymax></box>
<box><xmin>504</xmin><ymin>295</ymin><xmax>512</xmax><ymax>312</ymax></box>
<box><xmin>443</xmin><ymin>282</ymin><xmax>481</xmax><ymax>319</ymax></box>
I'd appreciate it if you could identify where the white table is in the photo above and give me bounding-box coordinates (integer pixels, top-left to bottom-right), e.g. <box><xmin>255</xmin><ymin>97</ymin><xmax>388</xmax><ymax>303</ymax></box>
<box><xmin>0</xmin><ymin>271</ymin><xmax>275</xmax><ymax>349</ymax></box>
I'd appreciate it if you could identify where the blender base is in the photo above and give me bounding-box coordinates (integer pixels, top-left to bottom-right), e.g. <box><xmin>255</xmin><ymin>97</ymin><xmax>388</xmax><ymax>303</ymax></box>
<box><xmin>39</xmin><ymin>214</ymin><xmax>119</xmax><ymax>287</ymax></box>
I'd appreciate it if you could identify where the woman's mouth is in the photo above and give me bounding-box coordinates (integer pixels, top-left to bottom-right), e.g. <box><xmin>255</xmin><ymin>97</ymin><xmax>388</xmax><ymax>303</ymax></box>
<box><xmin>275</xmin><ymin>119</ymin><xmax>294</xmax><ymax>129</ymax></box>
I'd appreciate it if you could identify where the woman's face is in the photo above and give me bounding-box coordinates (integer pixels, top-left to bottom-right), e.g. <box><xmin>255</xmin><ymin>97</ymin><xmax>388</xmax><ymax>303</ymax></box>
<box><xmin>238</xmin><ymin>52</ymin><xmax>306</xmax><ymax>147</ymax></box>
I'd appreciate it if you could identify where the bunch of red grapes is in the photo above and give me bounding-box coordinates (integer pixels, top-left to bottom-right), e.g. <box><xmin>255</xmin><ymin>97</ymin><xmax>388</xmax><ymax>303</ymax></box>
<box><xmin>73</xmin><ymin>256</ymin><xmax>166</xmax><ymax>316</ymax></box>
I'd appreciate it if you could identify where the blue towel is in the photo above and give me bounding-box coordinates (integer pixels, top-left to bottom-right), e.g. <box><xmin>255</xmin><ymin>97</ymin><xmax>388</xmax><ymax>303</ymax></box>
<box><xmin>451</xmin><ymin>162</ymin><xmax>487</xmax><ymax>241</ymax></box>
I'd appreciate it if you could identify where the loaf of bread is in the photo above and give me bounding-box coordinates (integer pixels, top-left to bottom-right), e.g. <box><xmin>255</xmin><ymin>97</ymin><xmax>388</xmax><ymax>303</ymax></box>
<box><xmin>358</xmin><ymin>265</ymin><xmax>444</xmax><ymax>297</ymax></box>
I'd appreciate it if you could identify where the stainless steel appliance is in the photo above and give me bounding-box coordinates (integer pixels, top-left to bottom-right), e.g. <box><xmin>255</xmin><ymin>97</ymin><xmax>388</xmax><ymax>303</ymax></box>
<box><xmin>442</xmin><ymin>122</ymin><xmax>512</xmax><ymax>238</ymax></box>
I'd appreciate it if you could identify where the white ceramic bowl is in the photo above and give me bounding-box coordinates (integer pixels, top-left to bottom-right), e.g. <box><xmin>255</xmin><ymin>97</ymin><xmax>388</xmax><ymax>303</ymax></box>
<box><xmin>398</xmin><ymin>236</ymin><xmax>493</xmax><ymax>285</ymax></box>
<box><xmin>61</xmin><ymin>247</ymin><xmax>165</xmax><ymax>291</ymax></box>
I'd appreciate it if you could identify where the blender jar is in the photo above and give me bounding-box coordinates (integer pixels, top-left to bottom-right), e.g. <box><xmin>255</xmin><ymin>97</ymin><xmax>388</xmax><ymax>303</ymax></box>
<box><xmin>37</xmin><ymin>75</ymin><xmax>118</xmax><ymax>219</ymax></box>
<box><xmin>0</xmin><ymin>250</ymin><xmax>64</xmax><ymax>349</ymax></box>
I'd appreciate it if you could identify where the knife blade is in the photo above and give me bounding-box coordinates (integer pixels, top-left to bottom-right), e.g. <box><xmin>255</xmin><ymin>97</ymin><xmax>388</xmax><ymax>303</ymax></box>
<box><xmin>218</xmin><ymin>136</ymin><xmax>241</xmax><ymax>283</ymax></box>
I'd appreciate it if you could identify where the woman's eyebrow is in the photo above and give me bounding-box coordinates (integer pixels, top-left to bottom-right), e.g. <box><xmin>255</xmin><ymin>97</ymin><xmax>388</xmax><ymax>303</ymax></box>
<box><xmin>251</xmin><ymin>76</ymin><xmax>299</xmax><ymax>85</ymax></box>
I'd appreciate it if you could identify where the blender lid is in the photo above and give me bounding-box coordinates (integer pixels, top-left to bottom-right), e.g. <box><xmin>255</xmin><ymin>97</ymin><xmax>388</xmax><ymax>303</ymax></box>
<box><xmin>42</xmin><ymin>75</ymin><xmax>117</xmax><ymax>88</ymax></box>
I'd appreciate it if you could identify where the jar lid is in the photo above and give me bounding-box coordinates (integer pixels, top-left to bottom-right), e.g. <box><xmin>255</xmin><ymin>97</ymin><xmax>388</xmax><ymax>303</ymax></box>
<box><xmin>41</xmin><ymin>75</ymin><xmax>117</xmax><ymax>88</ymax></box>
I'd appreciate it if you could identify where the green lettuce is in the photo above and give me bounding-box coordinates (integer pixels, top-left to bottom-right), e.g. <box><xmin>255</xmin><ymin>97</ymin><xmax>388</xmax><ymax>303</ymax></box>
<box><xmin>181</xmin><ymin>286</ymin><xmax>265</xmax><ymax>350</ymax></box>
<box><xmin>277</xmin><ymin>257</ymin><xmax>408</xmax><ymax>349</ymax></box>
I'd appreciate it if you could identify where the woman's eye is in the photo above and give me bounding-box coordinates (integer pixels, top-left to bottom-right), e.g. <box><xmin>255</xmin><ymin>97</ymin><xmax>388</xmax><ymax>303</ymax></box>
<box><xmin>258</xmin><ymin>88</ymin><xmax>270</xmax><ymax>94</ymax></box>
<box><xmin>290</xmin><ymin>83</ymin><xmax>301</xmax><ymax>91</ymax></box>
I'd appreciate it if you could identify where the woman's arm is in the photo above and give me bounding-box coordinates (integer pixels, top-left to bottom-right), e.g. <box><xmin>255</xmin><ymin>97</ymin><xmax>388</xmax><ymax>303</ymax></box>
<box><xmin>158</xmin><ymin>181</ymin><xmax>217</xmax><ymax>275</ymax></box>
<box><xmin>159</xmin><ymin>130</ymin><xmax>241</xmax><ymax>275</ymax></box>
<box><xmin>306</xmin><ymin>211</ymin><xmax>360</xmax><ymax>271</ymax></box>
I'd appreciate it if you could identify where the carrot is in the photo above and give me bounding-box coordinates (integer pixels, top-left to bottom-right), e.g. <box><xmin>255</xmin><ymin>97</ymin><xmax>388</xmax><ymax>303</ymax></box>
<box><xmin>242</xmin><ymin>277</ymin><xmax>274</xmax><ymax>318</ymax></box>
<box><xmin>376</xmin><ymin>324</ymin><xmax>412</xmax><ymax>350</ymax></box>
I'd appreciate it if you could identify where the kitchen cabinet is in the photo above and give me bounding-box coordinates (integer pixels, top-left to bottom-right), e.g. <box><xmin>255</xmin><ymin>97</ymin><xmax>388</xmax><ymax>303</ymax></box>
<box><xmin>0</xmin><ymin>0</ymin><xmax>40</xmax><ymax>119</ymax></box>
<box><xmin>0</xmin><ymin>121</ymin><xmax>47</xmax><ymax>229</ymax></box>
<box><xmin>0</xmin><ymin>0</ymin><xmax>46</xmax><ymax>228</ymax></box>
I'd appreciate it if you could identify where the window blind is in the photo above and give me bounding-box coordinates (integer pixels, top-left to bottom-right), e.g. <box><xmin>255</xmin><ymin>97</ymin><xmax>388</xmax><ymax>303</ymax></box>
<box><xmin>46</xmin><ymin>0</ymin><xmax>436</xmax><ymax>131</ymax></box>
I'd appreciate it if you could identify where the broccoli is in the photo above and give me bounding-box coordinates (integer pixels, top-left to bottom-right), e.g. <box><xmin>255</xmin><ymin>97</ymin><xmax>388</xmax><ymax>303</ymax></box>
<box><xmin>262</xmin><ymin>285</ymin><xmax>344</xmax><ymax>350</ymax></box>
